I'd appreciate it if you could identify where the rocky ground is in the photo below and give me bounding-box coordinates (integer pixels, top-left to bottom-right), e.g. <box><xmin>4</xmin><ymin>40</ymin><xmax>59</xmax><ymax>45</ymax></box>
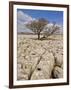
<box><xmin>17</xmin><ymin>35</ymin><xmax>63</xmax><ymax>80</ymax></box>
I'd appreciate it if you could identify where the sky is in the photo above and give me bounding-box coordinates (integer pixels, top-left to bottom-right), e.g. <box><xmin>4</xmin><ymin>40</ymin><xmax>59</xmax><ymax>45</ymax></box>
<box><xmin>17</xmin><ymin>9</ymin><xmax>63</xmax><ymax>25</ymax></box>
<box><xmin>17</xmin><ymin>9</ymin><xmax>63</xmax><ymax>33</ymax></box>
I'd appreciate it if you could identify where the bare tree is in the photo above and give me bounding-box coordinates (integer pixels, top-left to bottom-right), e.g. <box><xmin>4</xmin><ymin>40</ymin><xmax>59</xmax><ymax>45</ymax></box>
<box><xmin>43</xmin><ymin>22</ymin><xmax>60</xmax><ymax>38</ymax></box>
<box><xmin>26</xmin><ymin>18</ymin><xmax>48</xmax><ymax>40</ymax></box>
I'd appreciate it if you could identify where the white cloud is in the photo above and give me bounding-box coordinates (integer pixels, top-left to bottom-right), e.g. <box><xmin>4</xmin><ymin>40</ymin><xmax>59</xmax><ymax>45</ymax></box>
<box><xmin>17</xmin><ymin>11</ymin><xmax>63</xmax><ymax>34</ymax></box>
<box><xmin>17</xmin><ymin>10</ymin><xmax>36</xmax><ymax>33</ymax></box>
<box><xmin>17</xmin><ymin>11</ymin><xmax>33</xmax><ymax>24</ymax></box>
<box><xmin>43</xmin><ymin>23</ymin><xmax>63</xmax><ymax>34</ymax></box>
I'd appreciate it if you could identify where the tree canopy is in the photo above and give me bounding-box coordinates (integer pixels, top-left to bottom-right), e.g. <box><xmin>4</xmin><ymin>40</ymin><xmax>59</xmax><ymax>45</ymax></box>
<box><xmin>26</xmin><ymin>18</ymin><xmax>48</xmax><ymax>39</ymax></box>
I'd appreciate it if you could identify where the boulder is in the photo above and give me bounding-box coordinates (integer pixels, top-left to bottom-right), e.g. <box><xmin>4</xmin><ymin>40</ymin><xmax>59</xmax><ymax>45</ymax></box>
<box><xmin>55</xmin><ymin>53</ymin><xmax>63</xmax><ymax>67</ymax></box>
<box><xmin>53</xmin><ymin>66</ymin><xmax>63</xmax><ymax>78</ymax></box>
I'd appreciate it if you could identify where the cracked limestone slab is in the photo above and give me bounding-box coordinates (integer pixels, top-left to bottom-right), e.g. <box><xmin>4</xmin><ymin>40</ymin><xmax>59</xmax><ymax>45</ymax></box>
<box><xmin>30</xmin><ymin>51</ymin><xmax>55</xmax><ymax>80</ymax></box>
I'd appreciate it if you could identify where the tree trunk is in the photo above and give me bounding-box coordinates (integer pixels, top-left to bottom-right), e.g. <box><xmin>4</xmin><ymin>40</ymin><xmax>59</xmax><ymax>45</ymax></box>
<box><xmin>38</xmin><ymin>33</ymin><xmax>40</xmax><ymax>40</ymax></box>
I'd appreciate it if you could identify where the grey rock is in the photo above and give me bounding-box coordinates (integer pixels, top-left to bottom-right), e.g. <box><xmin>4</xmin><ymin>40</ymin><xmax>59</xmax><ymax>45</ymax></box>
<box><xmin>17</xmin><ymin>35</ymin><xmax>63</xmax><ymax>80</ymax></box>
<box><xmin>31</xmin><ymin>51</ymin><xmax>55</xmax><ymax>80</ymax></box>
<box><xmin>55</xmin><ymin>53</ymin><xmax>63</xmax><ymax>67</ymax></box>
<box><xmin>53</xmin><ymin>66</ymin><xmax>63</xmax><ymax>78</ymax></box>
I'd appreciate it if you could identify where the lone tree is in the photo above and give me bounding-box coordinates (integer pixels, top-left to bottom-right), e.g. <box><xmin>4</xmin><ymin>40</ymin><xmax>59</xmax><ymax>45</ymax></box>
<box><xmin>43</xmin><ymin>22</ymin><xmax>60</xmax><ymax>38</ymax></box>
<box><xmin>26</xmin><ymin>18</ymin><xmax>48</xmax><ymax>40</ymax></box>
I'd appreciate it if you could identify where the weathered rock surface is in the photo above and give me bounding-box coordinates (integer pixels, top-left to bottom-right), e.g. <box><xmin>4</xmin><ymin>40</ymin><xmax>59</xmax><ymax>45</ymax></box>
<box><xmin>17</xmin><ymin>35</ymin><xmax>63</xmax><ymax>80</ymax></box>
<box><xmin>31</xmin><ymin>51</ymin><xmax>55</xmax><ymax>80</ymax></box>
<box><xmin>55</xmin><ymin>53</ymin><xmax>63</xmax><ymax>67</ymax></box>
<box><xmin>53</xmin><ymin>66</ymin><xmax>63</xmax><ymax>78</ymax></box>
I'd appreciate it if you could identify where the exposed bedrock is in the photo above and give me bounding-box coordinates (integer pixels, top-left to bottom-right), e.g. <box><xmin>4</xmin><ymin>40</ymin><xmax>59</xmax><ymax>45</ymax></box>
<box><xmin>52</xmin><ymin>66</ymin><xmax>63</xmax><ymax>78</ymax></box>
<box><xmin>17</xmin><ymin>36</ymin><xmax>63</xmax><ymax>80</ymax></box>
<box><xmin>30</xmin><ymin>51</ymin><xmax>55</xmax><ymax>80</ymax></box>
